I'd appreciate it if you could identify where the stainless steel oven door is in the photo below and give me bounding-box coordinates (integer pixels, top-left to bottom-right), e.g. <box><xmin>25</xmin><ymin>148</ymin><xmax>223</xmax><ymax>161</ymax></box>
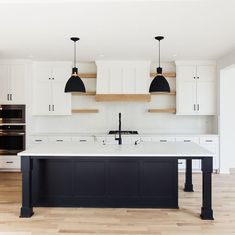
<box><xmin>0</xmin><ymin>131</ymin><xmax>25</xmax><ymax>155</ymax></box>
<box><xmin>0</xmin><ymin>105</ymin><xmax>25</xmax><ymax>123</ymax></box>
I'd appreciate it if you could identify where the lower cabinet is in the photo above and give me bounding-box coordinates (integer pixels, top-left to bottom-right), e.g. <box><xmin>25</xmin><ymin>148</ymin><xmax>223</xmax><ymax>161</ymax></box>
<box><xmin>0</xmin><ymin>156</ymin><xmax>20</xmax><ymax>171</ymax></box>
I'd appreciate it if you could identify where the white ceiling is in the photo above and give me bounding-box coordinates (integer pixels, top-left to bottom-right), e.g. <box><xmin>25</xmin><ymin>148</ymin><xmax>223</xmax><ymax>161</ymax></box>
<box><xmin>0</xmin><ymin>0</ymin><xmax>235</xmax><ymax>62</ymax></box>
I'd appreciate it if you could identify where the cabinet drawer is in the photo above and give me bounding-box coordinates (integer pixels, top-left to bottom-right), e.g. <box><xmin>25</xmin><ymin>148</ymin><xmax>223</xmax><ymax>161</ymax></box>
<box><xmin>31</xmin><ymin>136</ymin><xmax>49</xmax><ymax>144</ymax></box>
<box><xmin>151</xmin><ymin>137</ymin><xmax>175</xmax><ymax>142</ymax></box>
<box><xmin>0</xmin><ymin>156</ymin><xmax>20</xmax><ymax>169</ymax></box>
<box><xmin>49</xmin><ymin>137</ymin><xmax>71</xmax><ymax>142</ymax></box>
<box><xmin>71</xmin><ymin>137</ymin><xmax>94</xmax><ymax>142</ymax></box>
<box><xmin>175</xmin><ymin>137</ymin><xmax>199</xmax><ymax>144</ymax></box>
<box><xmin>200</xmin><ymin>137</ymin><xmax>218</xmax><ymax>144</ymax></box>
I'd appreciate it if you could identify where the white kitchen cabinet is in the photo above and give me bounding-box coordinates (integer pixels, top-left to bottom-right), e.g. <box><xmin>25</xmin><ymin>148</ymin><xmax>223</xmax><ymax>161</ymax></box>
<box><xmin>49</xmin><ymin>137</ymin><xmax>72</xmax><ymax>142</ymax></box>
<box><xmin>176</xmin><ymin>61</ymin><xmax>216</xmax><ymax>115</ymax></box>
<box><xmin>0</xmin><ymin>156</ymin><xmax>20</xmax><ymax>171</ymax></box>
<box><xmin>0</xmin><ymin>63</ymin><xmax>25</xmax><ymax>104</ymax></box>
<box><xmin>200</xmin><ymin>136</ymin><xmax>219</xmax><ymax>172</ymax></box>
<box><xmin>72</xmin><ymin>136</ymin><xmax>94</xmax><ymax>142</ymax></box>
<box><xmin>175</xmin><ymin>136</ymin><xmax>201</xmax><ymax>171</ymax></box>
<box><xmin>151</xmin><ymin>137</ymin><xmax>176</xmax><ymax>142</ymax></box>
<box><xmin>32</xmin><ymin>62</ymin><xmax>71</xmax><ymax>115</ymax></box>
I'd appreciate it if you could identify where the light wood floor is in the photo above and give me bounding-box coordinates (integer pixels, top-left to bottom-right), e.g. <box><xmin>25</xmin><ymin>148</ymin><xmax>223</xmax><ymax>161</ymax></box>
<box><xmin>0</xmin><ymin>172</ymin><xmax>235</xmax><ymax>235</ymax></box>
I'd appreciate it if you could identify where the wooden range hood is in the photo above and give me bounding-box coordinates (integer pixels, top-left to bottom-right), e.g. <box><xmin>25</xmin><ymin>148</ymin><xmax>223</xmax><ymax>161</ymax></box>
<box><xmin>95</xmin><ymin>60</ymin><xmax>151</xmax><ymax>102</ymax></box>
<box><xmin>95</xmin><ymin>94</ymin><xmax>151</xmax><ymax>102</ymax></box>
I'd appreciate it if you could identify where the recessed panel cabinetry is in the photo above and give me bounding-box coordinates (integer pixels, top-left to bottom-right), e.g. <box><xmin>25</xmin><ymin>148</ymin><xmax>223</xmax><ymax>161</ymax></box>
<box><xmin>32</xmin><ymin>62</ymin><xmax>71</xmax><ymax>115</ymax></box>
<box><xmin>176</xmin><ymin>61</ymin><xmax>216</xmax><ymax>115</ymax></box>
<box><xmin>0</xmin><ymin>63</ymin><xmax>26</xmax><ymax>104</ymax></box>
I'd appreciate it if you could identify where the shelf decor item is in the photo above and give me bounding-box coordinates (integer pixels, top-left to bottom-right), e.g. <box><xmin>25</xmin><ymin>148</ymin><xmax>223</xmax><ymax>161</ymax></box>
<box><xmin>64</xmin><ymin>37</ymin><xmax>86</xmax><ymax>93</ymax></box>
<box><xmin>149</xmin><ymin>36</ymin><xmax>170</xmax><ymax>93</ymax></box>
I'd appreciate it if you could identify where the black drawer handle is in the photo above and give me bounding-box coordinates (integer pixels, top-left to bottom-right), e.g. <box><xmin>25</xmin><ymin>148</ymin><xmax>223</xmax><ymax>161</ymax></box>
<box><xmin>205</xmin><ymin>140</ymin><xmax>213</xmax><ymax>142</ymax></box>
<box><xmin>160</xmin><ymin>140</ymin><xmax>167</xmax><ymax>142</ymax></box>
<box><xmin>56</xmin><ymin>140</ymin><xmax>63</xmax><ymax>142</ymax></box>
<box><xmin>178</xmin><ymin>162</ymin><xmax>183</xmax><ymax>165</ymax></box>
<box><xmin>35</xmin><ymin>140</ymin><xmax>42</xmax><ymax>142</ymax></box>
<box><xmin>79</xmin><ymin>140</ymin><xmax>87</xmax><ymax>142</ymax></box>
<box><xmin>184</xmin><ymin>140</ymin><xmax>191</xmax><ymax>142</ymax></box>
<box><xmin>6</xmin><ymin>161</ymin><xmax>14</xmax><ymax>164</ymax></box>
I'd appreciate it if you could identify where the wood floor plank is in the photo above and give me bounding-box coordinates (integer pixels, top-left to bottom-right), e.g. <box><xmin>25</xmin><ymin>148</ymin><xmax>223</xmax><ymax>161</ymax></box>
<box><xmin>0</xmin><ymin>172</ymin><xmax>235</xmax><ymax>235</ymax></box>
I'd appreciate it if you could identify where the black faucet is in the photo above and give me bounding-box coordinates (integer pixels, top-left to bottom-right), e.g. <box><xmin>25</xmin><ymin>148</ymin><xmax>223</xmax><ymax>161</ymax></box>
<box><xmin>115</xmin><ymin>112</ymin><xmax>122</xmax><ymax>145</ymax></box>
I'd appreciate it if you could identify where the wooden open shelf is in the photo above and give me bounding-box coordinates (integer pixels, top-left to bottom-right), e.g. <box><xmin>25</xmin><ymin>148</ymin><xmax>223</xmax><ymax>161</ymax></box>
<box><xmin>148</xmin><ymin>108</ymin><xmax>176</xmax><ymax>114</ymax></box>
<box><xmin>151</xmin><ymin>91</ymin><xmax>176</xmax><ymax>96</ymax></box>
<box><xmin>150</xmin><ymin>72</ymin><xmax>176</xmax><ymax>78</ymax></box>
<box><xmin>77</xmin><ymin>72</ymin><xmax>176</xmax><ymax>79</ymax></box>
<box><xmin>95</xmin><ymin>94</ymin><xmax>151</xmax><ymax>102</ymax></box>
<box><xmin>72</xmin><ymin>109</ymin><xmax>99</xmax><ymax>113</ymax></box>
<box><xmin>72</xmin><ymin>91</ymin><xmax>96</xmax><ymax>96</ymax></box>
<box><xmin>78</xmin><ymin>73</ymin><xmax>97</xmax><ymax>78</ymax></box>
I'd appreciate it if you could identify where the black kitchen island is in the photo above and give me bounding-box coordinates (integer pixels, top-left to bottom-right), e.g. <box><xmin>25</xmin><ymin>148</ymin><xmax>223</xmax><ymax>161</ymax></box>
<box><xmin>19</xmin><ymin>142</ymin><xmax>214</xmax><ymax>220</ymax></box>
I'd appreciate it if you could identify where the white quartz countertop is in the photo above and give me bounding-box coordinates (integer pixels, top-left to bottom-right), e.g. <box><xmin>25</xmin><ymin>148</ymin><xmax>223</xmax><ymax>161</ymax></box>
<box><xmin>18</xmin><ymin>142</ymin><xmax>213</xmax><ymax>157</ymax></box>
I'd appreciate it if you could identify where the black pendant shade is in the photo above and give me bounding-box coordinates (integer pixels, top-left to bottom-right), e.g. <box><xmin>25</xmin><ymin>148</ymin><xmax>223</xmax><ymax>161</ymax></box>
<box><xmin>65</xmin><ymin>37</ymin><xmax>86</xmax><ymax>93</ymax></box>
<box><xmin>149</xmin><ymin>36</ymin><xmax>170</xmax><ymax>93</ymax></box>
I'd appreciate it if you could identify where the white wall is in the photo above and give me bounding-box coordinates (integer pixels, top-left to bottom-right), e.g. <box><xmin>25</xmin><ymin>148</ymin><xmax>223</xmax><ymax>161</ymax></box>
<box><xmin>29</xmin><ymin>61</ymin><xmax>217</xmax><ymax>135</ymax></box>
<box><xmin>219</xmin><ymin>66</ymin><xmax>235</xmax><ymax>173</ymax></box>
<box><xmin>217</xmin><ymin>50</ymin><xmax>235</xmax><ymax>173</ymax></box>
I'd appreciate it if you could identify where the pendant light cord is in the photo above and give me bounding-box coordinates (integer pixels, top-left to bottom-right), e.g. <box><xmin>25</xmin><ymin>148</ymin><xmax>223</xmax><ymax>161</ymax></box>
<box><xmin>158</xmin><ymin>40</ymin><xmax>160</xmax><ymax>68</ymax></box>
<box><xmin>74</xmin><ymin>41</ymin><xmax>76</xmax><ymax>68</ymax></box>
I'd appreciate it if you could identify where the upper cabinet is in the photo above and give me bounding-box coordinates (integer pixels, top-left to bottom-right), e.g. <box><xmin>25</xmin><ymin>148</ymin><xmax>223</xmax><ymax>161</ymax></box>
<box><xmin>32</xmin><ymin>62</ymin><xmax>71</xmax><ymax>116</ymax></box>
<box><xmin>95</xmin><ymin>61</ymin><xmax>151</xmax><ymax>102</ymax></box>
<box><xmin>176</xmin><ymin>61</ymin><xmax>216</xmax><ymax>115</ymax></box>
<box><xmin>0</xmin><ymin>63</ymin><xmax>26</xmax><ymax>104</ymax></box>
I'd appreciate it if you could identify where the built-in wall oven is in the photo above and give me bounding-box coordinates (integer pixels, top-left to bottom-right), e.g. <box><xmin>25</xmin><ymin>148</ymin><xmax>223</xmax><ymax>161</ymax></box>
<box><xmin>0</xmin><ymin>105</ymin><xmax>25</xmax><ymax>123</ymax></box>
<box><xmin>0</xmin><ymin>105</ymin><xmax>26</xmax><ymax>156</ymax></box>
<box><xmin>0</xmin><ymin>125</ymin><xmax>25</xmax><ymax>155</ymax></box>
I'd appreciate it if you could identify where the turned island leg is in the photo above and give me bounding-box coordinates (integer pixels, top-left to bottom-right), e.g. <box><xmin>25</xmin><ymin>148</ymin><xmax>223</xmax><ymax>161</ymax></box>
<box><xmin>20</xmin><ymin>156</ymin><xmax>34</xmax><ymax>218</ymax></box>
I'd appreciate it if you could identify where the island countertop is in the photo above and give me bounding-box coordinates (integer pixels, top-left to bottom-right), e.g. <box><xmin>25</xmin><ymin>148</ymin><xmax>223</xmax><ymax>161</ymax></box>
<box><xmin>18</xmin><ymin>142</ymin><xmax>213</xmax><ymax>157</ymax></box>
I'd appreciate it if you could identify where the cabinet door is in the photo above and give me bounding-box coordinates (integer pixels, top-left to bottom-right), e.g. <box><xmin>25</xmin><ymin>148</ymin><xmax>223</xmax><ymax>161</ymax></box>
<box><xmin>177</xmin><ymin>65</ymin><xmax>196</xmax><ymax>82</ymax></box>
<box><xmin>197</xmin><ymin>65</ymin><xmax>215</xmax><ymax>82</ymax></box>
<box><xmin>196</xmin><ymin>81</ymin><xmax>216</xmax><ymax>115</ymax></box>
<box><xmin>0</xmin><ymin>65</ymin><xmax>10</xmax><ymax>104</ymax></box>
<box><xmin>52</xmin><ymin>65</ymin><xmax>71</xmax><ymax>82</ymax></box>
<box><xmin>52</xmin><ymin>81</ymin><xmax>71</xmax><ymax>115</ymax></box>
<box><xmin>176</xmin><ymin>65</ymin><xmax>197</xmax><ymax>115</ymax></box>
<box><xmin>32</xmin><ymin>81</ymin><xmax>52</xmax><ymax>115</ymax></box>
<box><xmin>33</xmin><ymin>62</ymin><xmax>52</xmax><ymax>82</ymax></box>
<box><xmin>177</xmin><ymin>81</ymin><xmax>197</xmax><ymax>115</ymax></box>
<box><xmin>9</xmin><ymin>64</ymin><xmax>25</xmax><ymax>104</ymax></box>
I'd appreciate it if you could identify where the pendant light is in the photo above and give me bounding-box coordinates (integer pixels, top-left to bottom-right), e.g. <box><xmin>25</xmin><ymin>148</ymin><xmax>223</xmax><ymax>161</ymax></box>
<box><xmin>149</xmin><ymin>36</ymin><xmax>170</xmax><ymax>93</ymax></box>
<box><xmin>64</xmin><ymin>37</ymin><xmax>86</xmax><ymax>93</ymax></box>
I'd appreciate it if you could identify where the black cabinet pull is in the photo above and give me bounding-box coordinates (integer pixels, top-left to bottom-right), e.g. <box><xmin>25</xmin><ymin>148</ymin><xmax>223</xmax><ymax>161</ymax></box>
<box><xmin>52</xmin><ymin>105</ymin><xmax>55</xmax><ymax>111</ymax></box>
<box><xmin>35</xmin><ymin>140</ymin><xmax>42</xmax><ymax>142</ymax></box>
<box><xmin>49</xmin><ymin>105</ymin><xmax>51</xmax><ymax>111</ymax></box>
<box><xmin>6</xmin><ymin>161</ymin><xmax>14</xmax><ymax>164</ymax></box>
<box><xmin>160</xmin><ymin>140</ymin><xmax>167</xmax><ymax>142</ymax></box>
<box><xmin>184</xmin><ymin>140</ymin><xmax>191</xmax><ymax>142</ymax></box>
